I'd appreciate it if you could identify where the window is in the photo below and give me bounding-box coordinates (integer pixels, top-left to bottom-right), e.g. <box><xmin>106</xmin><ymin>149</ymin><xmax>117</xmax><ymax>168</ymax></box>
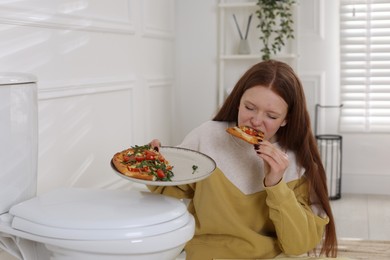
<box><xmin>340</xmin><ymin>0</ymin><xmax>390</xmax><ymax>132</ymax></box>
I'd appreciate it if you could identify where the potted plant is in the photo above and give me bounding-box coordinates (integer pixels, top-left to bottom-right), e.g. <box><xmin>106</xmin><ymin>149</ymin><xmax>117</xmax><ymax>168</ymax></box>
<box><xmin>256</xmin><ymin>0</ymin><xmax>295</xmax><ymax>60</ymax></box>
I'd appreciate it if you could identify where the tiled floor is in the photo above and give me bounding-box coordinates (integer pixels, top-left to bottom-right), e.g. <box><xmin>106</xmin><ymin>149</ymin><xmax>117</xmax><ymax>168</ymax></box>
<box><xmin>331</xmin><ymin>193</ymin><xmax>390</xmax><ymax>241</ymax></box>
<box><xmin>1</xmin><ymin>193</ymin><xmax>389</xmax><ymax>259</ymax></box>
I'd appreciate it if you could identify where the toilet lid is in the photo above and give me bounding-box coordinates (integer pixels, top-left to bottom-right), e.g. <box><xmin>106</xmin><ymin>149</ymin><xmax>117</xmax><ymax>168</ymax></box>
<box><xmin>9</xmin><ymin>188</ymin><xmax>191</xmax><ymax>240</ymax></box>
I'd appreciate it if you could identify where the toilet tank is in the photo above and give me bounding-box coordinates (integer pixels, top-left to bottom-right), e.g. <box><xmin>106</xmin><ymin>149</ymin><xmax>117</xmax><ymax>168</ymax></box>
<box><xmin>0</xmin><ymin>73</ymin><xmax>38</xmax><ymax>214</ymax></box>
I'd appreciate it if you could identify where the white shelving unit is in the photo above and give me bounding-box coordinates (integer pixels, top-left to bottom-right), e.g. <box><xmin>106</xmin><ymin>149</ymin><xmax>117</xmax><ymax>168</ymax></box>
<box><xmin>217</xmin><ymin>0</ymin><xmax>299</xmax><ymax>107</ymax></box>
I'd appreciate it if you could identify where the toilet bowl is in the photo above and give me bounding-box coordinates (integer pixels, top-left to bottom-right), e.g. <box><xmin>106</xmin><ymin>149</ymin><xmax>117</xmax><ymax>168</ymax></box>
<box><xmin>0</xmin><ymin>74</ymin><xmax>195</xmax><ymax>260</ymax></box>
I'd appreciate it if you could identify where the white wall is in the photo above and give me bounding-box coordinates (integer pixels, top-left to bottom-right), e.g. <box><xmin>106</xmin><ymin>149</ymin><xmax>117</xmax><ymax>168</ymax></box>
<box><xmin>0</xmin><ymin>0</ymin><xmax>175</xmax><ymax>194</ymax></box>
<box><xmin>173</xmin><ymin>0</ymin><xmax>219</xmax><ymax>145</ymax></box>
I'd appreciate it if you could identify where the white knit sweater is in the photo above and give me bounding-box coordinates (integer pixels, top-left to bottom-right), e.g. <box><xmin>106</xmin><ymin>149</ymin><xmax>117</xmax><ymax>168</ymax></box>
<box><xmin>179</xmin><ymin>120</ymin><xmax>304</xmax><ymax>195</ymax></box>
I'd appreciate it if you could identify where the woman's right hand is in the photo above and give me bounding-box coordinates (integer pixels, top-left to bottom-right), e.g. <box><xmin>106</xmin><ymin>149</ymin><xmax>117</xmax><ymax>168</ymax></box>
<box><xmin>150</xmin><ymin>139</ymin><xmax>161</xmax><ymax>151</ymax></box>
<box><xmin>254</xmin><ymin>140</ymin><xmax>289</xmax><ymax>187</ymax></box>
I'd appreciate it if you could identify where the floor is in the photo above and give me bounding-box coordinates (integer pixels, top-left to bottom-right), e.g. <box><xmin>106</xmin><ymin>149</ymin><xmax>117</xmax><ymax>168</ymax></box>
<box><xmin>1</xmin><ymin>193</ymin><xmax>389</xmax><ymax>260</ymax></box>
<box><xmin>330</xmin><ymin>193</ymin><xmax>390</xmax><ymax>241</ymax></box>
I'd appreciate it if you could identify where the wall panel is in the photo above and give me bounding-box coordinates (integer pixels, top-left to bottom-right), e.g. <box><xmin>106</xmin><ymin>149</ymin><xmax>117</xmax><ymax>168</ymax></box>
<box><xmin>38</xmin><ymin>89</ymin><xmax>135</xmax><ymax>193</ymax></box>
<box><xmin>145</xmin><ymin>77</ymin><xmax>173</xmax><ymax>144</ymax></box>
<box><xmin>142</xmin><ymin>0</ymin><xmax>174</xmax><ymax>38</ymax></box>
<box><xmin>0</xmin><ymin>0</ymin><xmax>135</xmax><ymax>34</ymax></box>
<box><xmin>301</xmin><ymin>72</ymin><xmax>323</xmax><ymax>132</ymax></box>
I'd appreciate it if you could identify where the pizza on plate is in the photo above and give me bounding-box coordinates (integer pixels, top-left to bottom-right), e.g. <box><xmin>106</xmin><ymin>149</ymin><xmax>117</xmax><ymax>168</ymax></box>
<box><xmin>226</xmin><ymin>126</ymin><xmax>264</xmax><ymax>144</ymax></box>
<box><xmin>112</xmin><ymin>144</ymin><xmax>174</xmax><ymax>181</ymax></box>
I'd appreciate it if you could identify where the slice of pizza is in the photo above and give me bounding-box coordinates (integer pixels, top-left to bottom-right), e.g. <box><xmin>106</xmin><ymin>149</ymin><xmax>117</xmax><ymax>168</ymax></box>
<box><xmin>226</xmin><ymin>126</ymin><xmax>264</xmax><ymax>144</ymax></box>
<box><xmin>112</xmin><ymin>144</ymin><xmax>174</xmax><ymax>181</ymax></box>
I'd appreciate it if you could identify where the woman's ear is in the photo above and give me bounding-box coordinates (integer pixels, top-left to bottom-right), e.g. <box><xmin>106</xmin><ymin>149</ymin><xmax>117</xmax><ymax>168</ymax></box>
<box><xmin>280</xmin><ymin>120</ymin><xmax>287</xmax><ymax>127</ymax></box>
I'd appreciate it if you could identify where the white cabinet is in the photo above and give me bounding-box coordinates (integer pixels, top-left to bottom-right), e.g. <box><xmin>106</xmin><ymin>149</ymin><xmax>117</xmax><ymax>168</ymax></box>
<box><xmin>217</xmin><ymin>0</ymin><xmax>299</xmax><ymax>107</ymax></box>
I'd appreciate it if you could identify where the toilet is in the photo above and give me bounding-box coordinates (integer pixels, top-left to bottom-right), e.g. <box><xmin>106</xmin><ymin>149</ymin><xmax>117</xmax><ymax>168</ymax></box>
<box><xmin>0</xmin><ymin>73</ymin><xmax>195</xmax><ymax>260</ymax></box>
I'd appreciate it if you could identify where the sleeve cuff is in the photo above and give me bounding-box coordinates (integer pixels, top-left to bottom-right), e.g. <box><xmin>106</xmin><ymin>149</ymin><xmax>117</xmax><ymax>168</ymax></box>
<box><xmin>264</xmin><ymin>179</ymin><xmax>294</xmax><ymax>205</ymax></box>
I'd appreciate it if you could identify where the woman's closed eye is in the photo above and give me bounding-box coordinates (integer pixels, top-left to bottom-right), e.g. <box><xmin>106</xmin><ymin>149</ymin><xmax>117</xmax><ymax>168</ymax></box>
<box><xmin>245</xmin><ymin>105</ymin><xmax>255</xmax><ymax>111</ymax></box>
<box><xmin>268</xmin><ymin>114</ymin><xmax>278</xmax><ymax>120</ymax></box>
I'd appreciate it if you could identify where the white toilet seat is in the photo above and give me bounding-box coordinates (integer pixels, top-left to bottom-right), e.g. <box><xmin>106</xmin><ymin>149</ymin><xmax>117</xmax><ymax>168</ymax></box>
<box><xmin>9</xmin><ymin>188</ymin><xmax>191</xmax><ymax>241</ymax></box>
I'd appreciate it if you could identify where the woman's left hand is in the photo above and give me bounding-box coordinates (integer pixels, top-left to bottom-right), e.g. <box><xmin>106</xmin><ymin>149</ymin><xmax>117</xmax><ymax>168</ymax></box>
<box><xmin>254</xmin><ymin>141</ymin><xmax>289</xmax><ymax>187</ymax></box>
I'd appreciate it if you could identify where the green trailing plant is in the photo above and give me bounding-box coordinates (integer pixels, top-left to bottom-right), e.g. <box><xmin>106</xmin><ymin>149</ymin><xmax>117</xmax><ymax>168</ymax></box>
<box><xmin>256</xmin><ymin>0</ymin><xmax>295</xmax><ymax>60</ymax></box>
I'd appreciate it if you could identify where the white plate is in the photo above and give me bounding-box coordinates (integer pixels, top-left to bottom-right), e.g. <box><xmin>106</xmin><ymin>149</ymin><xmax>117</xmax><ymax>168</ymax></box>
<box><xmin>111</xmin><ymin>146</ymin><xmax>216</xmax><ymax>186</ymax></box>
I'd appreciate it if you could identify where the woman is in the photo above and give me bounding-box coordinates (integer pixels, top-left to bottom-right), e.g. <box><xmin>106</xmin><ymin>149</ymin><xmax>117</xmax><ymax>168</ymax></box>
<box><xmin>149</xmin><ymin>60</ymin><xmax>337</xmax><ymax>259</ymax></box>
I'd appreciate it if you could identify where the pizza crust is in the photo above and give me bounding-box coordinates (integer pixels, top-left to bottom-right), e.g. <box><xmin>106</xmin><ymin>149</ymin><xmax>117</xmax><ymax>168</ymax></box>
<box><xmin>122</xmin><ymin>169</ymin><xmax>156</xmax><ymax>181</ymax></box>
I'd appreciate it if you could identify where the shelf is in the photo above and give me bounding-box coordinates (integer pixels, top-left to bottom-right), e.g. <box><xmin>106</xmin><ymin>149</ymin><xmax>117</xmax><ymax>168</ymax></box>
<box><xmin>217</xmin><ymin>0</ymin><xmax>299</xmax><ymax>107</ymax></box>
<box><xmin>220</xmin><ymin>54</ymin><xmax>298</xmax><ymax>60</ymax></box>
<box><xmin>218</xmin><ymin>2</ymin><xmax>256</xmax><ymax>8</ymax></box>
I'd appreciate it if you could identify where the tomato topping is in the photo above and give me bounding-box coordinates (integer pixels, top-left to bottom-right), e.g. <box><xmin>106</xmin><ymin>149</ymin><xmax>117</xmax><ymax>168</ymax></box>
<box><xmin>156</xmin><ymin>169</ymin><xmax>165</xmax><ymax>178</ymax></box>
<box><xmin>145</xmin><ymin>150</ymin><xmax>156</xmax><ymax>156</ymax></box>
<box><xmin>128</xmin><ymin>166</ymin><xmax>140</xmax><ymax>172</ymax></box>
<box><xmin>135</xmin><ymin>156</ymin><xmax>144</xmax><ymax>162</ymax></box>
<box><xmin>243</xmin><ymin>126</ymin><xmax>257</xmax><ymax>136</ymax></box>
<box><xmin>146</xmin><ymin>154</ymin><xmax>155</xmax><ymax>160</ymax></box>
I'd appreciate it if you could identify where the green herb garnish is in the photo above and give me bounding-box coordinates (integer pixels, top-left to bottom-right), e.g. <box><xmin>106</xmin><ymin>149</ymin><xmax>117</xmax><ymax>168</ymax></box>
<box><xmin>192</xmin><ymin>165</ymin><xmax>198</xmax><ymax>174</ymax></box>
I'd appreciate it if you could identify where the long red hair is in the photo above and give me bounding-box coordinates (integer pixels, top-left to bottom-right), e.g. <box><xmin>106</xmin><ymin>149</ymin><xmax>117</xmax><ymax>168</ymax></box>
<box><xmin>213</xmin><ymin>60</ymin><xmax>337</xmax><ymax>257</ymax></box>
